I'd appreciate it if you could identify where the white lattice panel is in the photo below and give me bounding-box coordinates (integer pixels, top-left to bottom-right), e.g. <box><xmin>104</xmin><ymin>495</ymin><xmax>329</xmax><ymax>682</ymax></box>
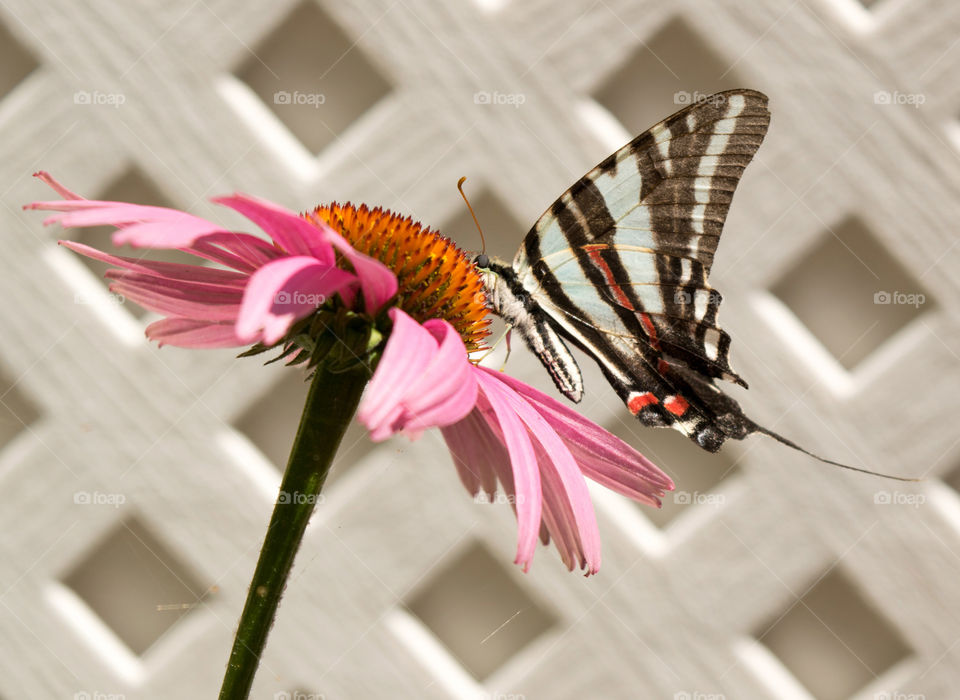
<box><xmin>1</xmin><ymin>0</ymin><xmax>959</xmax><ymax>698</ymax></box>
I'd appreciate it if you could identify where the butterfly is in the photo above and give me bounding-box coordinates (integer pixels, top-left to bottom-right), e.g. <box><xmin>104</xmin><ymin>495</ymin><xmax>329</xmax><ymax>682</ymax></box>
<box><xmin>474</xmin><ymin>89</ymin><xmax>912</xmax><ymax>480</ymax></box>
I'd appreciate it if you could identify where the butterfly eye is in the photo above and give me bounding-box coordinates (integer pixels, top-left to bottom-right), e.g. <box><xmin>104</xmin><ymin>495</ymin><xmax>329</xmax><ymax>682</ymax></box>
<box><xmin>474</xmin><ymin>253</ymin><xmax>490</xmax><ymax>269</ymax></box>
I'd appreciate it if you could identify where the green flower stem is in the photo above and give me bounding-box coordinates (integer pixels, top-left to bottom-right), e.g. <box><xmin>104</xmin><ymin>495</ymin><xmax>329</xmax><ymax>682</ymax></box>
<box><xmin>218</xmin><ymin>362</ymin><xmax>369</xmax><ymax>700</ymax></box>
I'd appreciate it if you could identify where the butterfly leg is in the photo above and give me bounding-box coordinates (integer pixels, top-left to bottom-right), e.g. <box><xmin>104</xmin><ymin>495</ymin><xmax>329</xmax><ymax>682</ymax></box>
<box><xmin>499</xmin><ymin>328</ymin><xmax>513</xmax><ymax>372</ymax></box>
<box><xmin>476</xmin><ymin>324</ymin><xmax>513</xmax><ymax>365</ymax></box>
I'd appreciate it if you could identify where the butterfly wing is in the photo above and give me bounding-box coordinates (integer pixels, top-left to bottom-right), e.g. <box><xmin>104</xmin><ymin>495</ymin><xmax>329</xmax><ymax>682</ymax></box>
<box><xmin>516</xmin><ymin>89</ymin><xmax>770</xmax><ymax>450</ymax></box>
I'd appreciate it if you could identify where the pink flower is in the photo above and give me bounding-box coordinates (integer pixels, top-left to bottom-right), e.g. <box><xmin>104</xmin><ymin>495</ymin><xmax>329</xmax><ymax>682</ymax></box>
<box><xmin>358</xmin><ymin>309</ymin><xmax>674</xmax><ymax>575</ymax></box>
<box><xmin>24</xmin><ymin>172</ymin><xmax>397</xmax><ymax>348</ymax></box>
<box><xmin>29</xmin><ymin>172</ymin><xmax>672</xmax><ymax>575</ymax></box>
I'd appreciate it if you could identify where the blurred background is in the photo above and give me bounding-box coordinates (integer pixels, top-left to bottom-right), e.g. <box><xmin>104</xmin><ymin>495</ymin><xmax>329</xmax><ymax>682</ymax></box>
<box><xmin>1</xmin><ymin>0</ymin><xmax>959</xmax><ymax>698</ymax></box>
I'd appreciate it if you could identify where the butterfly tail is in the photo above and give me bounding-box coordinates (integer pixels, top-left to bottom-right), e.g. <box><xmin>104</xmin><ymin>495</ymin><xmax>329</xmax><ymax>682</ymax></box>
<box><xmin>752</xmin><ymin>424</ymin><xmax>920</xmax><ymax>482</ymax></box>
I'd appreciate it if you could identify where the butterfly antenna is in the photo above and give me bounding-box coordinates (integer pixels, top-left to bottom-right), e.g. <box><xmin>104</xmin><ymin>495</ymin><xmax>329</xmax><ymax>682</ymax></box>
<box><xmin>756</xmin><ymin>426</ymin><xmax>921</xmax><ymax>482</ymax></box>
<box><xmin>457</xmin><ymin>176</ymin><xmax>486</xmax><ymax>255</ymax></box>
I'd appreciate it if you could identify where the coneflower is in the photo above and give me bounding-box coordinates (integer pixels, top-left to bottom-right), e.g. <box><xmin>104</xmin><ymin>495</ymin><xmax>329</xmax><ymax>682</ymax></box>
<box><xmin>26</xmin><ymin>172</ymin><xmax>672</xmax><ymax>700</ymax></box>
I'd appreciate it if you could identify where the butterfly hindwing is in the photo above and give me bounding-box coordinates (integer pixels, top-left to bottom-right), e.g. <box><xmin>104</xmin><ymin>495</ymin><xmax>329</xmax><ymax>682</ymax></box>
<box><xmin>516</xmin><ymin>89</ymin><xmax>771</xmax><ymax>449</ymax></box>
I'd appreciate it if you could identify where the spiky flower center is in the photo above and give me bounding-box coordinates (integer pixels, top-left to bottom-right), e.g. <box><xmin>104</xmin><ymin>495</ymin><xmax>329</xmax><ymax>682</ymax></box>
<box><xmin>305</xmin><ymin>203</ymin><xmax>490</xmax><ymax>351</ymax></box>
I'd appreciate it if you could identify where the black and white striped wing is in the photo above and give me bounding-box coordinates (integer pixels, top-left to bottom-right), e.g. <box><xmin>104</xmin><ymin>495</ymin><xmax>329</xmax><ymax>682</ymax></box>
<box><xmin>516</xmin><ymin>90</ymin><xmax>770</xmax><ymax>448</ymax></box>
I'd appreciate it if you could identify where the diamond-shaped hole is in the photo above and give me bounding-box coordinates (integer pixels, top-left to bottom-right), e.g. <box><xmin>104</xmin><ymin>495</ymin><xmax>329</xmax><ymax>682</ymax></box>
<box><xmin>0</xmin><ymin>363</ymin><xmax>41</xmax><ymax>451</ymax></box>
<box><xmin>71</xmin><ymin>167</ymin><xmax>200</xmax><ymax>320</ymax></box>
<box><xmin>443</xmin><ymin>189</ymin><xmax>525</xmax><ymax>256</ymax></box>
<box><xmin>942</xmin><ymin>460</ymin><xmax>960</xmax><ymax>495</ymax></box>
<box><xmin>235</xmin><ymin>2</ymin><xmax>392</xmax><ymax>154</ymax></box>
<box><xmin>0</xmin><ymin>21</ymin><xmax>38</xmax><ymax>100</ymax></box>
<box><xmin>755</xmin><ymin>567</ymin><xmax>912</xmax><ymax>700</ymax></box>
<box><xmin>771</xmin><ymin>216</ymin><xmax>933</xmax><ymax>370</ymax></box>
<box><xmin>406</xmin><ymin>541</ymin><xmax>556</xmax><ymax>680</ymax></box>
<box><xmin>62</xmin><ymin>516</ymin><xmax>209</xmax><ymax>656</ymax></box>
<box><xmin>234</xmin><ymin>369</ymin><xmax>374</xmax><ymax>481</ymax></box>
<box><xmin>607</xmin><ymin>417</ymin><xmax>739</xmax><ymax>527</ymax></box>
<box><xmin>592</xmin><ymin>15</ymin><xmax>743</xmax><ymax>136</ymax></box>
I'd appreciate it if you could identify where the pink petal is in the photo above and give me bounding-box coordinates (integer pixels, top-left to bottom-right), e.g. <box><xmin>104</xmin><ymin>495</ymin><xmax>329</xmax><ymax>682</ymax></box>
<box><xmin>109</xmin><ymin>277</ymin><xmax>242</xmax><ymax>320</ymax></box>
<box><xmin>492</xmin><ymin>369</ymin><xmax>673</xmax><ymax>495</ymax></box>
<box><xmin>213</xmin><ymin>196</ymin><xmax>397</xmax><ymax>312</ymax></box>
<box><xmin>212</xmin><ymin>194</ymin><xmax>331</xmax><ymax>261</ymax></box>
<box><xmin>236</xmin><ymin>256</ymin><xmax>357</xmax><ymax>345</ymax></box>
<box><xmin>473</xmin><ymin>372</ymin><xmax>544</xmax><ymax>572</ymax></box>
<box><xmin>146</xmin><ymin>318</ymin><xmax>245</xmax><ymax>348</ymax></box>
<box><xmin>105</xmin><ymin>269</ymin><xmax>247</xmax><ymax>298</ymax></box>
<box><xmin>536</xmin><ymin>449</ymin><xmax>585</xmax><ymax>571</ymax></box>
<box><xmin>28</xmin><ymin>200</ymin><xmax>227</xmax><ymax>248</ymax></box>
<box><xmin>112</xmin><ymin>219</ymin><xmax>227</xmax><ymax>248</ymax></box>
<box><xmin>359</xmin><ymin>310</ymin><xmax>436</xmax><ymax>439</ymax></box>
<box><xmin>406</xmin><ymin>319</ymin><xmax>479</xmax><ymax>429</ymax></box>
<box><xmin>189</xmin><ymin>233</ymin><xmax>285</xmax><ymax>272</ymax></box>
<box><xmin>440</xmin><ymin>409</ymin><xmax>502</xmax><ymax>498</ymax></box>
<box><xmin>358</xmin><ymin>309</ymin><xmax>478</xmax><ymax>441</ymax></box>
<box><xmin>59</xmin><ymin>241</ymin><xmax>248</xmax><ymax>286</ymax></box>
<box><xmin>312</xmin><ymin>217</ymin><xmax>398</xmax><ymax>313</ymax></box>
<box><xmin>33</xmin><ymin>171</ymin><xmax>82</xmax><ymax>200</ymax></box>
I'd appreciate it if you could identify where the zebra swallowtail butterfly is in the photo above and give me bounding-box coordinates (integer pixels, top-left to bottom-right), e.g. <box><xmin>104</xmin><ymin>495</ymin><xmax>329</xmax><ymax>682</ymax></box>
<box><xmin>475</xmin><ymin>89</ymin><xmax>912</xmax><ymax>480</ymax></box>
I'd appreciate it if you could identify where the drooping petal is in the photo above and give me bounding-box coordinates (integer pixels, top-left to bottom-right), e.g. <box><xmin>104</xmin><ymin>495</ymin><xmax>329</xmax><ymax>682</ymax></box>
<box><xmin>440</xmin><ymin>408</ymin><xmax>502</xmax><ymax>498</ymax></box>
<box><xmin>491</xmin><ymin>370</ymin><xmax>674</xmax><ymax>496</ymax></box>
<box><xmin>358</xmin><ymin>309</ymin><xmax>477</xmax><ymax>441</ymax></box>
<box><xmin>146</xmin><ymin>318</ymin><xmax>246</xmax><ymax>348</ymax></box>
<box><xmin>358</xmin><ymin>310</ymin><xmax>435</xmax><ymax>438</ymax></box>
<box><xmin>536</xmin><ymin>444</ymin><xmax>583</xmax><ymax>571</ymax></box>
<box><xmin>406</xmin><ymin>319</ymin><xmax>479</xmax><ymax>429</ymax></box>
<box><xmin>236</xmin><ymin>256</ymin><xmax>358</xmax><ymax>345</ymax></box>
<box><xmin>477</xmin><ymin>367</ymin><xmax>601</xmax><ymax>574</ymax></box>
<box><xmin>472</xmin><ymin>372</ymin><xmax>543</xmax><ymax>571</ymax></box>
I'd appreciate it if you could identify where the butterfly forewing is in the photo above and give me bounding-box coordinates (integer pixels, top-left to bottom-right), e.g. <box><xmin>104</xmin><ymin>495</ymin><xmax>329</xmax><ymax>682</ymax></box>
<box><xmin>516</xmin><ymin>89</ymin><xmax>770</xmax><ymax>449</ymax></box>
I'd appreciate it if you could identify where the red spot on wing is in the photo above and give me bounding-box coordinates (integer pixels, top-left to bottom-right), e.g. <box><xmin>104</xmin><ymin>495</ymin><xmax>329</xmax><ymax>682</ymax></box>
<box><xmin>585</xmin><ymin>246</ymin><xmax>634</xmax><ymax>311</ymax></box>
<box><xmin>628</xmin><ymin>392</ymin><xmax>659</xmax><ymax>414</ymax></box>
<box><xmin>663</xmin><ymin>395</ymin><xmax>689</xmax><ymax>416</ymax></box>
<box><xmin>657</xmin><ymin>358</ymin><xmax>671</xmax><ymax>375</ymax></box>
